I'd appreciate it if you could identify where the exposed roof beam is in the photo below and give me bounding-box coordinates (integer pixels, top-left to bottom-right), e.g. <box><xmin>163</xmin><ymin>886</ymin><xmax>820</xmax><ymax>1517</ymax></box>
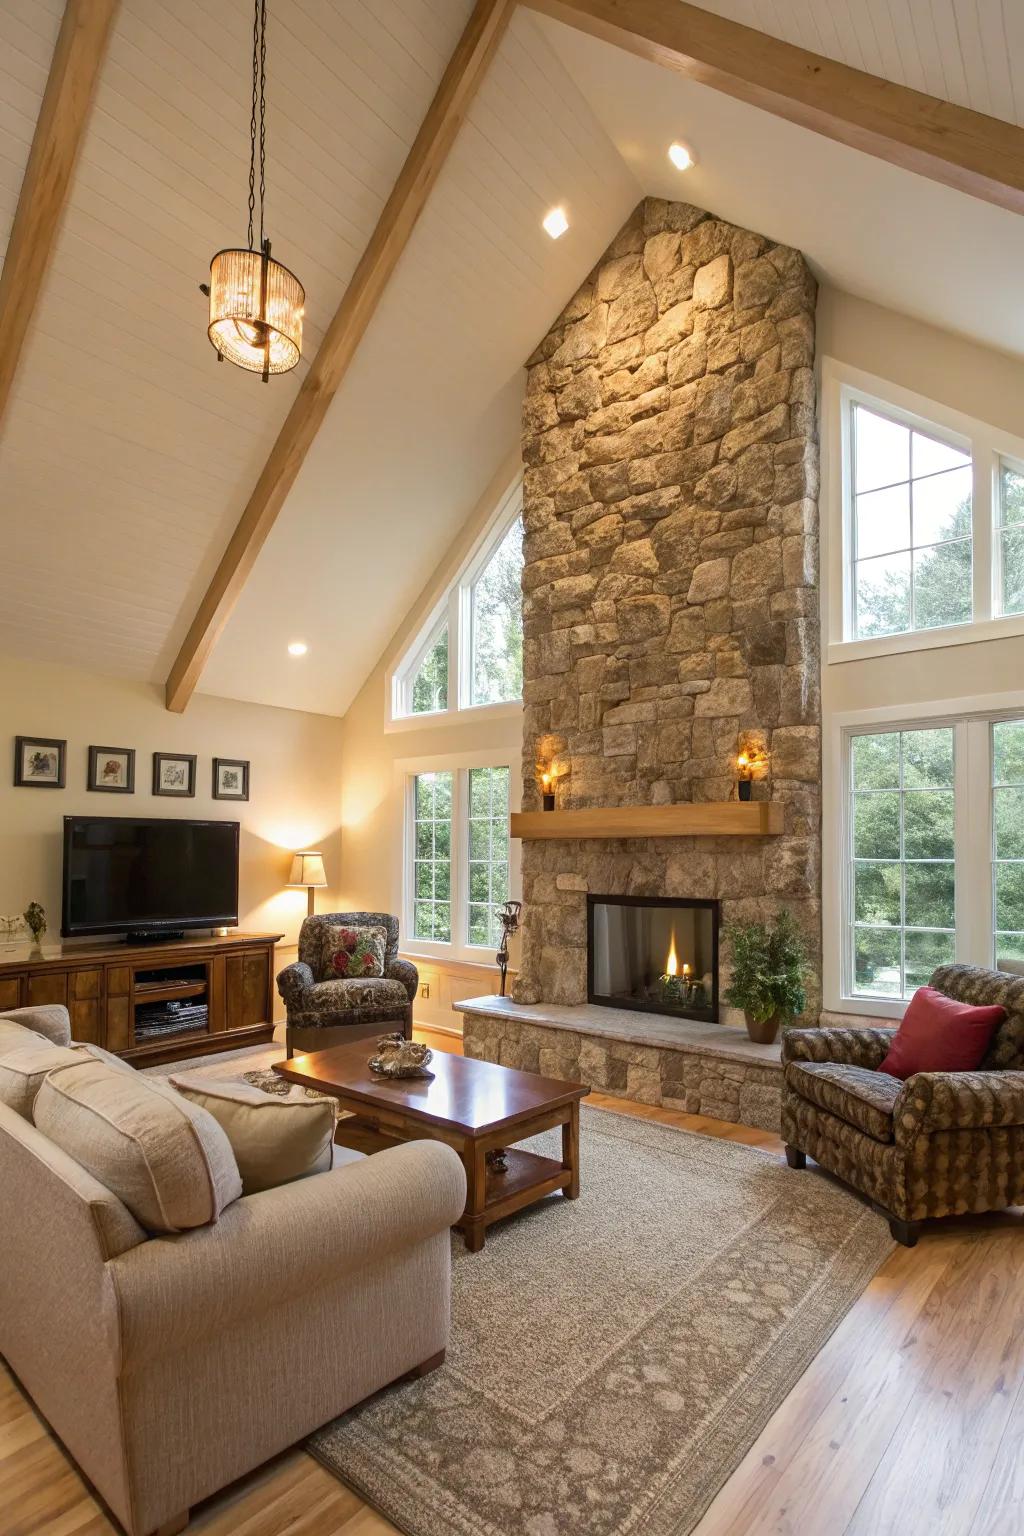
<box><xmin>165</xmin><ymin>0</ymin><xmax>516</xmax><ymax>712</ymax></box>
<box><xmin>526</xmin><ymin>0</ymin><xmax>1024</xmax><ymax>216</ymax></box>
<box><xmin>0</xmin><ymin>0</ymin><xmax>118</xmax><ymax>427</ymax></box>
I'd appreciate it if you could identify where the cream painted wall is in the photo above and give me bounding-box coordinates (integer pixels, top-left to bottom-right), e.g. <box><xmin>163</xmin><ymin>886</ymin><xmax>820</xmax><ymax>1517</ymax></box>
<box><xmin>817</xmin><ymin>287</ymin><xmax>1024</xmax><ymax>717</ymax></box>
<box><xmin>338</xmin><ymin>452</ymin><xmax>523</xmax><ymax>1011</ymax></box>
<box><xmin>0</xmin><ymin>657</ymin><xmax>344</xmax><ymax>974</ymax></box>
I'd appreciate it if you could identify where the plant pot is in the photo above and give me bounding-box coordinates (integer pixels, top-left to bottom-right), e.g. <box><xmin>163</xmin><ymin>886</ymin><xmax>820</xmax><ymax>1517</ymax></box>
<box><xmin>744</xmin><ymin>1009</ymin><xmax>783</xmax><ymax>1045</ymax></box>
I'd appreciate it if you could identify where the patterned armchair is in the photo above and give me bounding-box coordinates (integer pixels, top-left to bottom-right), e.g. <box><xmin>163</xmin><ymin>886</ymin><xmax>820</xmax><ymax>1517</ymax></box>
<box><xmin>276</xmin><ymin>912</ymin><xmax>418</xmax><ymax>1058</ymax></box>
<box><xmin>782</xmin><ymin>965</ymin><xmax>1024</xmax><ymax>1246</ymax></box>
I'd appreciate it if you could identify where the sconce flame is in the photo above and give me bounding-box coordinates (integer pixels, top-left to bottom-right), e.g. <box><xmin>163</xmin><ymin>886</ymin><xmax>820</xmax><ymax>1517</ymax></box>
<box><xmin>665</xmin><ymin>932</ymin><xmax>678</xmax><ymax>977</ymax></box>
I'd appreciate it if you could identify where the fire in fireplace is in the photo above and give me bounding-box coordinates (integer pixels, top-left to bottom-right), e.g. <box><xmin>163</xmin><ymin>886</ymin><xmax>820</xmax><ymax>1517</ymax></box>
<box><xmin>587</xmin><ymin>895</ymin><xmax>720</xmax><ymax>1023</ymax></box>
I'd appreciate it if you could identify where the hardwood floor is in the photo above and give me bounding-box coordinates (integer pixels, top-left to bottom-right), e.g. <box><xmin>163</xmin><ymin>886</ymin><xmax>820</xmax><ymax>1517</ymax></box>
<box><xmin>3</xmin><ymin>1026</ymin><xmax>1022</xmax><ymax>1536</ymax></box>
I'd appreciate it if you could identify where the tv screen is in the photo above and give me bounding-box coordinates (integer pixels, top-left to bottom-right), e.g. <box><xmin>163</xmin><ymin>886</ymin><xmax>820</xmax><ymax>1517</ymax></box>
<box><xmin>62</xmin><ymin>816</ymin><xmax>239</xmax><ymax>938</ymax></box>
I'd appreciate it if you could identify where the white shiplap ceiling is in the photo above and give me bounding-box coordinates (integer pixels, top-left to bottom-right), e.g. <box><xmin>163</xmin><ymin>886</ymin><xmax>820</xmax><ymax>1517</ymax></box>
<box><xmin>2</xmin><ymin>1</ymin><xmax>1024</xmax><ymax>715</ymax></box>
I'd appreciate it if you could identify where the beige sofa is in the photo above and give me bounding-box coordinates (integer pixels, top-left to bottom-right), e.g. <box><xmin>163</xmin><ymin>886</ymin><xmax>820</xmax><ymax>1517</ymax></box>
<box><xmin>0</xmin><ymin>1007</ymin><xmax>466</xmax><ymax>1536</ymax></box>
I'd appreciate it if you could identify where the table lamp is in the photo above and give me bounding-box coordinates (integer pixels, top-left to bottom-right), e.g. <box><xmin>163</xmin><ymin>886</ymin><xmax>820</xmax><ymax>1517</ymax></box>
<box><xmin>288</xmin><ymin>851</ymin><xmax>327</xmax><ymax>917</ymax></box>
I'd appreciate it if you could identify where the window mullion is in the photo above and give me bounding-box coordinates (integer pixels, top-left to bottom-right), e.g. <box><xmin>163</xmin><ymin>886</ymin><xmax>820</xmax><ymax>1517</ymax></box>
<box><xmin>972</xmin><ymin>437</ymin><xmax>995</xmax><ymax>622</ymax></box>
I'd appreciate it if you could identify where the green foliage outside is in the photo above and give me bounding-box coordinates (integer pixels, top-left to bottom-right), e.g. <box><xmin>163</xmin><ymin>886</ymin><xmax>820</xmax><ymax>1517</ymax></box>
<box><xmin>856</xmin><ymin>493</ymin><xmax>972</xmax><ymax>637</ymax></box>
<box><xmin>471</xmin><ymin>519</ymin><xmax>524</xmax><ymax>706</ymax></box>
<box><xmin>411</xmin><ymin>626</ymin><xmax>448</xmax><ymax>714</ymax></box>
<box><xmin>723</xmin><ymin>911</ymin><xmax>808</xmax><ymax>1025</ymax></box>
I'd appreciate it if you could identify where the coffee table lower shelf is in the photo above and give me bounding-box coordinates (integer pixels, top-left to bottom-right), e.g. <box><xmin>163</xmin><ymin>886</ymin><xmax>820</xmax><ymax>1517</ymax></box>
<box><xmin>334</xmin><ymin>1113</ymin><xmax>578</xmax><ymax>1252</ymax></box>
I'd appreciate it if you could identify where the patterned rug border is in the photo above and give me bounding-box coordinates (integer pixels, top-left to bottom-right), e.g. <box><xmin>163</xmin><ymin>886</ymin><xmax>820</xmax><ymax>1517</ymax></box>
<box><xmin>306</xmin><ymin>1106</ymin><xmax>894</xmax><ymax>1536</ymax></box>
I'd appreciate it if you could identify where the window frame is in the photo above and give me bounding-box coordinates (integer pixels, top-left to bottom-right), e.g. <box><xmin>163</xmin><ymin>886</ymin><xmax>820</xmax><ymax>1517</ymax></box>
<box><xmin>824</xmin><ymin>691</ymin><xmax>1024</xmax><ymax>1018</ymax></box>
<box><xmin>822</xmin><ymin>358</ymin><xmax>1024</xmax><ymax>666</ymax></box>
<box><xmin>396</xmin><ymin>749</ymin><xmax>521</xmax><ymax>965</ymax></box>
<box><xmin>387</xmin><ymin>478</ymin><xmax>524</xmax><ymax>731</ymax></box>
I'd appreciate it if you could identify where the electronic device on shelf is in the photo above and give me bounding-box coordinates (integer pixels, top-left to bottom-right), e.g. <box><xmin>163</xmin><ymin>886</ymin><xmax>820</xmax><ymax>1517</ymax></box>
<box><xmin>61</xmin><ymin>815</ymin><xmax>239</xmax><ymax>941</ymax></box>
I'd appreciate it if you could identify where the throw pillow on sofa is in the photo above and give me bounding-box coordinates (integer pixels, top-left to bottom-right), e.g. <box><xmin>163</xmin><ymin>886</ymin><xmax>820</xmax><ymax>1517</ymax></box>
<box><xmin>0</xmin><ymin>1019</ymin><xmax>58</xmax><ymax>1058</ymax></box>
<box><xmin>0</xmin><ymin>1005</ymin><xmax>72</xmax><ymax>1046</ymax></box>
<box><xmin>33</xmin><ymin>1059</ymin><xmax>242</xmax><ymax>1233</ymax></box>
<box><xmin>171</xmin><ymin>1073</ymin><xmax>335</xmax><ymax>1194</ymax></box>
<box><xmin>878</xmin><ymin>986</ymin><xmax>1007</xmax><ymax>1079</ymax></box>
<box><xmin>323</xmin><ymin>923</ymin><xmax>386</xmax><ymax>980</ymax></box>
<box><xmin>0</xmin><ymin>1045</ymin><xmax>85</xmax><ymax>1119</ymax></box>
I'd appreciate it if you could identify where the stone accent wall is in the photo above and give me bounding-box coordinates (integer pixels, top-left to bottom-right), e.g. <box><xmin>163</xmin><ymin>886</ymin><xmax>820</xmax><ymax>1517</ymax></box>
<box><xmin>462</xmin><ymin>1011</ymin><xmax>783</xmax><ymax>1132</ymax></box>
<box><xmin>514</xmin><ymin>198</ymin><xmax>821</xmax><ymax>1020</ymax></box>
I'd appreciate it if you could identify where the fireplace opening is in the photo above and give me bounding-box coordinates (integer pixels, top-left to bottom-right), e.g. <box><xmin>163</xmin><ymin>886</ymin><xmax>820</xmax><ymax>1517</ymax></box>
<box><xmin>587</xmin><ymin>896</ymin><xmax>719</xmax><ymax>1023</ymax></box>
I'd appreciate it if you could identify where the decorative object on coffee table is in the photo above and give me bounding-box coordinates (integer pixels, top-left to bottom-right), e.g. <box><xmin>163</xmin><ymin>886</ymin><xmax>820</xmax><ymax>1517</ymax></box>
<box><xmin>274</xmin><ymin>1040</ymin><xmax>589</xmax><ymax>1252</ymax></box>
<box><xmin>14</xmin><ymin>736</ymin><xmax>65</xmax><ymax>788</ymax></box>
<box><xmin>495</xmin><ymin>899</ymin><xmax>521</xmax><ymax>996</ymax></box>
<box><xmin>23</xmin><ymin>901</ymin><xmax>46</xmax><ymax>956</ymax></box>
<box><xmin>88</xmin><ymin>745</ymin><xmax>134</xmax><ymax>793</ymax></box>
<box><xmin>724</xmin><ymin>910</ymin><xmax>807</xmax><ymax>1043</ymax></box>
<box><xmin>368</xmin><ymin>1032</ymin><xmax>434</xmax><ymax>1079</ymax></box>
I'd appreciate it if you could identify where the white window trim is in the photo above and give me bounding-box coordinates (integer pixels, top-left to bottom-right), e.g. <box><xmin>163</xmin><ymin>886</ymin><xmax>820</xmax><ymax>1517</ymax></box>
<box><xmin>823</xmin><ymin>688</ymin><xmax>1024</xmax><ymax>1018</ymax></box>
<box><xmin>394</xmin><ymin>749</ymin><xmax>522</xmax><ymax>966</ymax></box>
<box><xmin>386</xmin><ymin>477</ymin><xmax>523</xmax><ymax>731</ymax></box>
<box><xmin>820</xmin><ymin>357</ymin><xmax>1024</xmax><ymax>666</ymax></box>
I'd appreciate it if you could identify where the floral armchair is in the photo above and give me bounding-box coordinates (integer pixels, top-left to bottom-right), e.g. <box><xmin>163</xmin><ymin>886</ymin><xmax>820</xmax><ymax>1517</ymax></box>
<box><xmin>782</xmin><ymin>964</ymin><xmax>1024</xmax><ymax>1246</ymax></box>
<box><xmin>276</xmin><ymin>912</ymin><xmax>418</xmax><ymax>1058</ymax></box>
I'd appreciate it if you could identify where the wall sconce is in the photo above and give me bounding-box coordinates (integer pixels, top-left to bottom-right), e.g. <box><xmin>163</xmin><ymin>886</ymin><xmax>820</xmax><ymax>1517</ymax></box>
<box><xmin>288</xmin><ymin>851</ymin><xmax>327</xmax><ymax>917</ymax></box>
<box><xmin>736</xmin><ymin>745</ymin><xmax>769</xmax><ymax>801</ymax></box>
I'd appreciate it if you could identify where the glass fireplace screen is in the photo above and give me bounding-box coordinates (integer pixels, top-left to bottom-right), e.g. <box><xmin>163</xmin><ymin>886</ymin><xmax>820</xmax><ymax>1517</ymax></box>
<box><xmin>587</xmin><ymin>896</ymin><xmax>719</xmax><ymax>1022</ymax></box>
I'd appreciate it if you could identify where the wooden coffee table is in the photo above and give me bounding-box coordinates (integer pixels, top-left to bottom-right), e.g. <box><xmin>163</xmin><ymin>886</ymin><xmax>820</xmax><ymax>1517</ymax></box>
<box><xmin>273</xmin><ymin>1041</ymin><xmax>589</xmax><ymax>1252</ymax></box>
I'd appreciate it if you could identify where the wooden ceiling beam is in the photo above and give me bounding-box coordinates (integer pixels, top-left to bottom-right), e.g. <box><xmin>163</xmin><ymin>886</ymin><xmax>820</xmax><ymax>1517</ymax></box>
<box><xmin>165</xmin><ymin>0</ymin><xmax>516</xmax><ymax>712</ymax></box>
<box><xmin>0</xmin><ymin>0</ymin><xmax>119</xmax><ymax>427</ymax></box>
<box><xmin>525</xmin><ymin>0</ymin><xmax>1024</xmax><ymax>216</ymax></box>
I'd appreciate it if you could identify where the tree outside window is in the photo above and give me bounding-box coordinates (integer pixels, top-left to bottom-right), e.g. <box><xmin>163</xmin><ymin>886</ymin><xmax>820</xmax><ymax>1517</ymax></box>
<box><xmin>470</xmin><ymin>519</ymin><xmax>524</xmax><ymax>706</ymax></box>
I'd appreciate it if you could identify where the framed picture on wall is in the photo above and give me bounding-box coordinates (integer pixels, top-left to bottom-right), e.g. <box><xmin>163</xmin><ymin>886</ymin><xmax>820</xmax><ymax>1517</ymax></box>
<box><xmin>88</xmin><ymin>745</ymin><xmax>135</xmax><ymax>794</ymax></box>
<box><xmin>14</xmin><ymin>736</ymin><xmax>66</xmax><ymax>789</ymax></box>
<box><xmin>213</xmin><ymin>757</ymin><xmax>249</xmax><ymax>801</ymax></box>
<box><xmin>152</xmin><ymin>752</ymin><xmax>196</xmax><ymax>798</ymax></box>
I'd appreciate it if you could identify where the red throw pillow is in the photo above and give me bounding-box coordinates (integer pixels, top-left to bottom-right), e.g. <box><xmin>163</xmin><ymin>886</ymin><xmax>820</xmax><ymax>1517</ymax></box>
<box><xmin>878</xmin><ymin>986</ymin><xmax>1006</xmax><ymax>1080</ymax></box>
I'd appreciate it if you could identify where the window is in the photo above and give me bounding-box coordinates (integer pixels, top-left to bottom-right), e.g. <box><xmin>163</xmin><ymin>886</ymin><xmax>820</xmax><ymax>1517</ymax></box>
<box><xmin>469</xmin><ymin>521</ymin><xmax>524</xmax><ymax>706</ymax></box>
<box><xmin>852</xmin><ymin>403</ymin><xmax>972</xmax><ymax>638</ymax></box>
<box><xmin>389</xmin><ymin>480</ymin><xmax>524</xmax><ymax>725</ymax></box>
<box><xmin>850</xmin><ymin>727</ymin><xmax>956</xmax><ymax>998</ymax></box>
<box><xmin>998</xmin><ymin>461</ymin><xmax>1024</xmax><ymax>617</ymax></box>
<box><xmin>993</xmin><ymin>721</ymin><xmax>1024</xmax><ymax>968</ymax></box>
<box><xmin>824</xmin><ymin>360</ymin><xmax>1024</xmax><ymax>661</ymax></box>
<box><xmin>467</xmin><ymin>767</ymin><xmax>510</xmax><ymax>945</ymax></box>
<box><xmin>403</xmin><ymin>759</ymin><xmax>519</xmax><ymax>960</ymax></box>
<box><xmin>831</xmin><ymin>707</ymin><xmax>1024</xmax><ymax>1013</ymax></box>
<box><xmin>411</xmin><ymin>772</ymin><xmax>452</xmax><ymax>941</ymax></box>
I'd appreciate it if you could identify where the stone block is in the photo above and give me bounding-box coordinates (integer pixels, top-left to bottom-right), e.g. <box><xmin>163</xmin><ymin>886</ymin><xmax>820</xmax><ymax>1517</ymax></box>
<box><xmin>686</xmin><ymin>557</ymin><xmax>731</xmax><ymax>603</ymax></box>
<box><xmin>693</xmin><ymin>253</ymin><xmax>732</xmax><ymax>309</ymax></box>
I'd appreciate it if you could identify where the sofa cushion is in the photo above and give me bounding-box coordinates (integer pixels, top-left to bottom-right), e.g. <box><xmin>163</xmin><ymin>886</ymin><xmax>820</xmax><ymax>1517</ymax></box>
<box><xmin>0</xmin><ymin>1005</ymin><xmax>71</xmax><ymax>1046</ymax></box>
<box><xmin>0</xmin><ymin>1045</ymin><xmax>86</xmax><ymax>1119</ymax></box>
<box><xmin>785</xmin><ymin>1060</ymin><xmax>903</xmax><ymax>1143</ymax></box>
<box><xmin>879</xmin><ymin>986</ymin><xmax>1005</xmax><ymax>1080</ymax></box>
<box><xmin>0</xmin><ymin>1019</ymin><xmax>56</xmax><ymax>1059</ymax></box>
<box><xmin>170</xmin><ymin>1073</ymin><xmax>335</xmax><ymax>1194</ymax></box>
<box><xmin>322</xmin><ymin>923</ymin><xmax>387</xmax><ymax>982</ymax></box>
<box><xmin>929</xmin><ymin>964</ymin><xmax>1024</xmax><ymax>1069</ymax></box>
<box><xmin>308</xmin><ymin>977</ymin><xmax>409</xmax><ymax>1014</ymax></box>
<box><xmin>33</xmin><ymin>1060</ymin><xmax>242</xmax><ymax>1233</ymax></box>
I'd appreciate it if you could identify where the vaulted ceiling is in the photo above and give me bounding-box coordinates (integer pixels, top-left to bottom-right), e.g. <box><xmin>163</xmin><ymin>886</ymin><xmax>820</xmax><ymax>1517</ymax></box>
<box><xmin>2</xmin><ymin>1</ymin><xmax>1024</xmax><ymax>717</ymax></box>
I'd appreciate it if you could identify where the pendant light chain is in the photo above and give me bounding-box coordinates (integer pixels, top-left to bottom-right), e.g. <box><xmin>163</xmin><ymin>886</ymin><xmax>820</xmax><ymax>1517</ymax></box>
<box><xmin>247</xmin><ymin>0</ymin><xmax>268</xmax><ymax>253</ymax></box>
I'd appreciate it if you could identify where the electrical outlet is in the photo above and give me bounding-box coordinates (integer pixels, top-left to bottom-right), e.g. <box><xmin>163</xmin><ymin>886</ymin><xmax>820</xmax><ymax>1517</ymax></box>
<box><xmin>420</xmin><ymin>982</ymin><xmax>430</xmax><ymax>999</ymax></box>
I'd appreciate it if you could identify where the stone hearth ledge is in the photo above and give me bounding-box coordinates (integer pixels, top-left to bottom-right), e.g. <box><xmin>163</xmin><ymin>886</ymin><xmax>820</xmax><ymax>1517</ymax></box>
<box><xmin>456</xmin><ymin>995</ymin><xmax>783</xmax><ymax>1133</ymax></box>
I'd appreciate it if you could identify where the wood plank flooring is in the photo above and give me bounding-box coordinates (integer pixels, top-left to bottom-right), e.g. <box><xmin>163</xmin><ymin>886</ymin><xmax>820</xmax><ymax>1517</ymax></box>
<box><xmin>2</xmin><ymin>1027</ymin><xmax>1022</xmax><ymax>1536</ymax></box>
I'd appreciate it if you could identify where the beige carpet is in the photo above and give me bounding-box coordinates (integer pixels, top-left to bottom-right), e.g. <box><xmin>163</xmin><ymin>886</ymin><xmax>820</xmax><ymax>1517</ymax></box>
<box><xmin>309</xmin><ymin>1107</ymin><xmax>892</xmax><ymax>1536</ymax></box>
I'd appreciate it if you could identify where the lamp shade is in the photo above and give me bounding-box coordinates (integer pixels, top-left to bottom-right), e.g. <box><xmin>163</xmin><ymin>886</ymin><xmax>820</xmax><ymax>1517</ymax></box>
<box><xmin>288</xmin><ymin>852</ymin><xmax>327</xmax><ymax>888</ymax></box>
<box><xmin>207</xmin><ymin>246</ymin><xmax>303</xmax><ymax>376</ymax></box>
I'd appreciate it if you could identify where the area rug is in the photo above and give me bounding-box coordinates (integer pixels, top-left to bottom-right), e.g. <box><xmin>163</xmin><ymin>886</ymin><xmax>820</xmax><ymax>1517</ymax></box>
<box><xmin>308</xmin><ymin>1107</ymin><xmax>893</xmax><ymax>1536</ymax></box>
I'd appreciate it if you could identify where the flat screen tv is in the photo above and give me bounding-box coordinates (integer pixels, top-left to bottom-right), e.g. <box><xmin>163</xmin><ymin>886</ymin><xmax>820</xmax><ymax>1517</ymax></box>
<box><xmin>62</xmin><ymin>816</ymin><xmax>239</xmax><ymax>940</ymax></box>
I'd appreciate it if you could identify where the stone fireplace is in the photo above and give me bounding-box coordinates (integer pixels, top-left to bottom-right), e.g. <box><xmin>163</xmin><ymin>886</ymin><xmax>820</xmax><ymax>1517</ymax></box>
<box><xmin>588</xmin><ymin>895</ymin><xmax>719</xmax><ymax>1023</ymax></box>
<box><xmin>511</xmin><ymin>196</ymin><xmax>822</xmax><ymax>1027</ymax></box>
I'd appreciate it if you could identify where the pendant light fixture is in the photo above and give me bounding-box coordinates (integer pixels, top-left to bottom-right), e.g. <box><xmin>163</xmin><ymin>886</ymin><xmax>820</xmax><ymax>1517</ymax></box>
<box><xmin>202</xmin><ymin>0</ymin><xmax>303</xmax><ymax>381</ymax></box>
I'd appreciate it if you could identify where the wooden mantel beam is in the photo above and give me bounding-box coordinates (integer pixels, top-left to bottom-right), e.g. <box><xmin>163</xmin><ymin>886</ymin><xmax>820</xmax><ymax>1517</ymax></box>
<box><xmin>525</xmin><ymin>0</ymin><xmax>1024</xmax><ymax>216</ymax></box>
<box><xmin>0</xmin><ymin>0</ymin><xmax>118</xmax><ymax>428</ymax></box>
<box><xmin>165</xmin><ymin>0</ymin><xmax>517</xmax><ymax>712</ymax></box>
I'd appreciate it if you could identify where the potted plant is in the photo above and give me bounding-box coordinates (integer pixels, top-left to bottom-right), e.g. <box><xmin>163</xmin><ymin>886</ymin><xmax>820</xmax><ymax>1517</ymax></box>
<box><xmin>724</xmin><ymin>911</ymin><xmax>808</xmax><ymax>1044</ymax></box>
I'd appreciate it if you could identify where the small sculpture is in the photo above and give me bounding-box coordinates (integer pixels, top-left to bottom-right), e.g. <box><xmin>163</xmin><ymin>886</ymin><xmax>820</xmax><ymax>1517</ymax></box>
<box><xmin>368</xmin><ymin>1032</ymin><xmax>435</xmax><ymax>1079</ymax></box>
<box><xmin>495</xmin><ymin>900</ymin><xmax>522</xmax><ymax>997</ymax></box>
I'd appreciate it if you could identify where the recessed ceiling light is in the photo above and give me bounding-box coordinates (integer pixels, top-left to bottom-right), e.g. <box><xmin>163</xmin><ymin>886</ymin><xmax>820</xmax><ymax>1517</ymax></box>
<box><xmin>668</xmin><ymin>141</ymin><xmax>696</xmax><ymax>171</ymax></box>
<box><xmin>287</xmin><ymin>641</ymin><xmax>308</xmax><ymax>657</ymax></box>
<box><xmin>542</xmin><ymin>206</ymin><xmax>569</xmax><ymax>240</ymax></box>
